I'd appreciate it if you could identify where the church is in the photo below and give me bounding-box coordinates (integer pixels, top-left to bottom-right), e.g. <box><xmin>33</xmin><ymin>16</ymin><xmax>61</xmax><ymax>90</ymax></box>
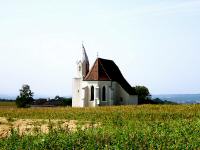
<box><xmin>72</xmin><ymin>45</ymin><xmax>138</xmax><ymax>107</ymax></box>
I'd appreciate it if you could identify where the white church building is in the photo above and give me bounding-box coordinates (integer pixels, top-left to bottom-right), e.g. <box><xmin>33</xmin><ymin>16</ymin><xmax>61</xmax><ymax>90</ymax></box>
<box><xmin>72</xmin><ymin>45</ymin><xmax>138</xmax><ymax>107</ymax></box>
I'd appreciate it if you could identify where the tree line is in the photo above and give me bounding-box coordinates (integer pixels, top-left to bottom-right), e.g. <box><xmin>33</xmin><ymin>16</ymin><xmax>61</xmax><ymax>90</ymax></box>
<box><xmin>15</xmin><ymin>84</ymin><xmax>174</xmax><ymax>108</ymax></box>
<box><xmin>16</xmin><ymin>84</ymin><xmax>72</xmax><ymax>108</ymax></box>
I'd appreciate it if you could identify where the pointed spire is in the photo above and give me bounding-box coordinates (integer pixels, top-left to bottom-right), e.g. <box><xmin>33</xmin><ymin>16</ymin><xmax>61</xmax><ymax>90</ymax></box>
<box><xmin>81</xmin><ymin>43</ymin><xmax>90</xmax><ymax>78</ymax></box>
<box><xmin>82</xmin><ymin>43</ymin><xmax>89</xmax><ymax>62</ymax></box>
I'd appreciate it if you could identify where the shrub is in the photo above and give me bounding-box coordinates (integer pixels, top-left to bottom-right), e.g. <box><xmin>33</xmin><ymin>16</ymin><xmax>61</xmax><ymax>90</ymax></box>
<box><xmin>16</xmin><ymin>84</ymin><xmax>34</xmax><ymax>108</ymax></box>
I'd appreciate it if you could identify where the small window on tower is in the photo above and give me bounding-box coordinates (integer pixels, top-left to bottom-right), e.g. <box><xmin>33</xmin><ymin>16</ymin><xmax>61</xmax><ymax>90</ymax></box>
<box><xmin>79</xmin><ymin>66</ymin><xmax>81</xmax><ymax>71</ymax></box>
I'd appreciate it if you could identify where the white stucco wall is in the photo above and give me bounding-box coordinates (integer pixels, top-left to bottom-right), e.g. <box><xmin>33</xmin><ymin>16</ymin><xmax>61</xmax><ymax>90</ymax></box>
<box><xmin>128</xmin><ymin>95</ymin><xmax>138</xmax><ymax>104</ymax></box>
<box><xmin>96</xmin><ymin>81</ymin><xmax>114</xmax><ymax>106</ymax></box>
<box><xmin>115</xmin><ymin>82</ymin><xmax>138</xmax><ymax>105</ymax></box>
<box><xmin>72</xmin><ymin>79</ymin><xmax>138</xmax><ymax>107</ymax></box>
<box><xmin>82</xmin><ymin>81</ymin><xmax>98</xmax><ymax>107</ymax></box>
<box><xmin>72</xmin><ymin>78</ymin><xmax>83</xmax><ymax>107</ymax></box>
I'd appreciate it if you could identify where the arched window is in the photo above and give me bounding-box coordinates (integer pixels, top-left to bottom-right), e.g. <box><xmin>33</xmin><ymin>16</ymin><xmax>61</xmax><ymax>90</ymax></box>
<box><xmin>91</xmin><ymin>86</ymin><xmax>94</xmax><ymax>101</ymax></box>
<box><xmin>102</xmin><ymin>86</ymin><xmax>106</xmax><ymax>101</ymax></box>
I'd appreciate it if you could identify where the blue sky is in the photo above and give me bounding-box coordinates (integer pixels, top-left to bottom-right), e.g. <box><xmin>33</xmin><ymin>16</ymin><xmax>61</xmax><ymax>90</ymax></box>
<box><xmin>0</xmin><ymin>0</ymin><xmax>200</xmax><ymax>98</ymax></box>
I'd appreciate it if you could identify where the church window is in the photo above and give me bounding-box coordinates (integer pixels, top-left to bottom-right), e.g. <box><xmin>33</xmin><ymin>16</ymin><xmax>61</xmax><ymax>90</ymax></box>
<box><xmin>91</xmin><ymin>86</ymin><xmax>94</xmax><ymax>101</ymax></box>
<box><xmin>79</xmin><ymin>66</ymin><xmax>81</xmax><ymax>71</ymax></box>
<box><xmin>102</xmin><ymin>86</ymin><xmax>106</xmax><ymax>101</ymax></box>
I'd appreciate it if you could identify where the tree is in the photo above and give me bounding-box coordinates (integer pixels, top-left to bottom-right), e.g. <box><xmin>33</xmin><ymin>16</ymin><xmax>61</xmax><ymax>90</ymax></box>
<box><xmin>16</xmin><ymin>84</ymin><xmax>34</xmax><ymax>108</ymax></box>
<box><xmin>55</xmin><ymin>95</ymin><xmax>60</xmax><ymax>100</ymax></box>
<box><xmin>134</xmin><ymin>86</ymin><xmax>151</xmax><ymax>102</ymax></box>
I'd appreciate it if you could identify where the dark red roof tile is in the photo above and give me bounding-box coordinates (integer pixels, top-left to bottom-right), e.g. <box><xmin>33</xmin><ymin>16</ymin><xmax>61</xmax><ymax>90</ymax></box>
<box><xmin>84</xmin><ymin>58</ymin><xmax>135</xmax><ymax>95</ymax></box>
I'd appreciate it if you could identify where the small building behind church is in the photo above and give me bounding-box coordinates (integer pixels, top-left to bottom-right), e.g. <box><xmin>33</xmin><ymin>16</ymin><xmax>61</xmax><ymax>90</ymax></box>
<box><xmin>72</xmin><ymin>45</ymin><xmax>138</xmax><ymax>107</ymax></box>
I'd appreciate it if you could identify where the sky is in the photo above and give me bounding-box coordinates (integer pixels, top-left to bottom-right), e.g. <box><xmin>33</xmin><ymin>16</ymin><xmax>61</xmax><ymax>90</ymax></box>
<box><xmin>0</xmin><ymin>0</ymin><xmax>200</xmax><ymax>98</ymax></box>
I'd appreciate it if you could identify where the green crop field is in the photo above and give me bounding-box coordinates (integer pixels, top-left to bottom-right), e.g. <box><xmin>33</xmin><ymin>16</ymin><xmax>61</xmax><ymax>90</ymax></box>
<box><xmin>0</xmin><ymin>104</ymin><xmax>200</xmax><ymax>149</ymax></box>
<box><xmin>0</xmin><ymin>101</ymin><xmax>16</xmax><ymax>108</ymax></box>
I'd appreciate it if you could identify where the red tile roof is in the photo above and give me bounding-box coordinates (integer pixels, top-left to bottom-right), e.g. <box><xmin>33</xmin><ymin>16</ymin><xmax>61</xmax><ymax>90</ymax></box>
<box><xmin>84</xmin><ymin>58</ymin><xmax>135</xmax><ymax>95</ymax></box>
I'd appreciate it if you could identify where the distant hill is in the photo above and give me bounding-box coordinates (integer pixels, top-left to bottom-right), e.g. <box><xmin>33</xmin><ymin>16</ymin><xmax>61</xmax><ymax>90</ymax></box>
<box><xmin>139</xmin><ymin>98</ymin><xmax>176</xmax><ymax>105</ymax></box>
<box><xmin>0</xmin><ymin>95</ymin><xmax>16</xmax><ymax>100</ymax></box>
<box><xmin>152</xmin><ymin>94</ymin><xmax>200</xmax><ymax>104</ymax></box>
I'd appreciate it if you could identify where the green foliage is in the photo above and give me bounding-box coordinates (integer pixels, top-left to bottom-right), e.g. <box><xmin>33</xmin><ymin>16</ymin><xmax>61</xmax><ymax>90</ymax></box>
<box><xmin>62</xmin><ymin>98</ymin><xmax>72</xmax><ymax>106</ymax></box>
<box><xmin>0</xmin><ymin>105</ymin><xmax>200</xmax><ymax>149</ymax></box>
<box><xmin>133</xmin><ymin>85</ymin><xmax>175</xmax><ymax>104</ymax></box>
<box><xmin>153</xmin><ymin>98</ymin><xmax>177</xmax><ymax>104</ymax></box>
<box><xmin>135</xmin><ymin>86</ymin><xmax>150</xmax><ymax>99</ymax></box>
<box><xmin>54</xmin><ymin>96</ymin><xmax>72</xmax><ymax>106</ymax></box>
<box><xmin>134</xmin><ymin>86</ymin><xmax>150</xmax><ymax>102</ymax></box>
<box><xmin>16</xmin><ymin>84</ymin><xmax>34</xmax><ymax>108</ymax></box>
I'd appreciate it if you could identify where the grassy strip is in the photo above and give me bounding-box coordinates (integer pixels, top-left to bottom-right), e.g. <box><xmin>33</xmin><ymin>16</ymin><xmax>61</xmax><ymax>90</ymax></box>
<box><xmin>0</xmin><ymin>102</ymin><xmax>16</xmax><ymax>107</ymax></box>
<box><xmin>0</xmin><ymin>119</ymin><xmax>200</xmax><ymax>149</ymax></box>
<box><xmin>0</xmin><ymin>105</ymin><xmax>200</xmax><ymax>121</ymax></box>
<box><xmin>0</xmin><ymin>105</ymin><xmax>200</xmax><ymax>149</ymax></box>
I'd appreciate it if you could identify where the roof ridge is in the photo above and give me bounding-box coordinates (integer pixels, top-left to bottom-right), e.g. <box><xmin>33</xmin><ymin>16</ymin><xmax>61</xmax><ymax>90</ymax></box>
<box><xmin>98</xmin><ymin>59</ymin><xmax>111</xmax><ymax>81</ymax></box>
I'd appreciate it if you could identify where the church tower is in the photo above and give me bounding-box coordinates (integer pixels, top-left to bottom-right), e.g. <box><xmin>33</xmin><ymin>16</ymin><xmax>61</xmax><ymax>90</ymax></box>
<box><xmin>81</xmin><ymin>44</ymin><xmax>89</xmax><ymax>78</ymax></box>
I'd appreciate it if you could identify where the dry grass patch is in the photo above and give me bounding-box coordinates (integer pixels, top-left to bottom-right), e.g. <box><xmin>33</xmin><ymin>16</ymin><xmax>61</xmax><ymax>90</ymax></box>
<box><xmin>0</xmin><ymin>117</ymin><xmax>100</xmax><ymax>138</ymax></box>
